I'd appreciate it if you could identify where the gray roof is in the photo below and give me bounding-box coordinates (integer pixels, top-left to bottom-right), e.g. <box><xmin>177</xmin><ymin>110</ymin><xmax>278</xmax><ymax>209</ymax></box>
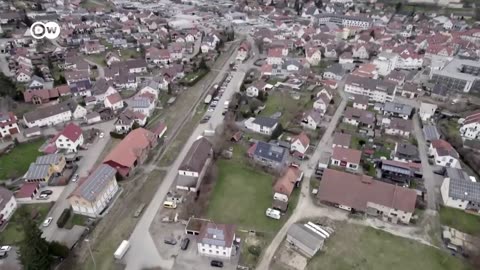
<box><xmin>395</xmin><ymin>143</ymin><xmax>418</xmax><ymax>158</ymax></box>
<box><xmin>73</xmin><ymin>164</ymin><xmax>116</xmax><ymax>202</ymax></box>
<box><xmin>447</xmin><ymin>168</ymin><xmax>480</xmax><ymax>203</ymax></box>
<box><xmin>432</xmin><ymin>58</ymin><xmax>480</xmax><ymax>82</ymax></box>
<box><xmin>324</xmin><ymin>63</ymin><xmax>345</xmax><ymax>76</ymax></box>
<box><xmin>36</xmin><ymin>154</ymin><xmax>62</xmax><ymax>165</ymax></box>
<box><xmin>24</xmin><ymin>164</ymin><xmax>50</xmax><ymax>180</ymax></box>
<box><xmin>24</xmin><ymin>100</ymin><xmax>77</xmax><ymax>123</ymax></box>
<box><xmin>253</xmin><ymin>141</ymin><xmax>287</xmax><ymax>163</ymax></box>
<box><xmin>423</xmin><ymin>125</ymin><xmax>440</xmax><ymax>141</ymax></box>
<box><xmin>127</xmin><ymin>97</ymin><xmax>151</xmax><ymax>108</ymax></box>
<box><xmin>0</xmin><ymin>187</ymin><xmax>14</xmax><ymax>211</ymax></box>
<box><xmin>345</xmin><ymin>75</ymin><xmax>396</xmax><ymax>95</ymax></box>
<box><xmin>287</xmin><ymin>223</ymin><xmax>325</xmax><ymax>251</ymax></box>
<box><xmin>253</xmin><ymin>116</ymin><xmax>278</xmax><ymax>128</ymax></box>
<box><xmin>384</xmin><ymin>102</ymin><xmax>413</xmax><ymax>116</ymax></box>
<box><xmin>432</xmin><ymin>84</ymin><xmax>448</xmax><ymax>97</ymax></box>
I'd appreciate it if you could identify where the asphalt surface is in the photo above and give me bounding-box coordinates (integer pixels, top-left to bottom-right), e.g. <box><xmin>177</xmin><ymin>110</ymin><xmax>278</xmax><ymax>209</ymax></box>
<box><xmin>123</xmin><ymin>50</ymin><xmax>255</xmax><ymax>270</ymax></box>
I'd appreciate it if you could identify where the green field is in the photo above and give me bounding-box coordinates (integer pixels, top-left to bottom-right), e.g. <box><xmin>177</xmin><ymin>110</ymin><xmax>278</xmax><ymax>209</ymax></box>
<box><xmin>206</xmin><ymin>145</ymin><xmax>299</xmax><ymax>233</ymax></box>
<box><xmin>307</xmin><ymin>222</ymin><xmax>471</xmax><ymax>270</ymax></box>
<box><xmin>0</xmin><ymin>203</ymin><xmax>52</xmax><ymax>244</ymax></box>
<box><xmin>259</xmin><ymin>91</ymin><xmax>312</xmax><ymax>126</ymax></box>
<box><xmin>0</xmin><ymin>139</ymin><xmax>44</xmax><ymax>180</ymax></box>
<box><xmin>440</xmin><ymin>206</ymin><xmax>480</xmax><ymax>235</ymax></box>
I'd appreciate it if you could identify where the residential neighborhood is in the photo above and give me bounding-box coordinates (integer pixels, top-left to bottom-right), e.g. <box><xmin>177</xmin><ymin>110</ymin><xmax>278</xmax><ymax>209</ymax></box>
<box><xmin>0</xmin><ymin>0</ymin><xmax>480</xmax><ymax>270</ymax></box>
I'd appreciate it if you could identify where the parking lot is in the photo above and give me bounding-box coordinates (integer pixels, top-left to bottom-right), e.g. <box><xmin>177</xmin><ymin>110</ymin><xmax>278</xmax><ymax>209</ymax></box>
<box><xmin>0</xmin><ymin>247</ymin><xmax>21</xmax><ymax>270</ymax></box>
<box><xmin>29</xmin><ymin>186</ymin><xmax>65</xmax><ymax>203</ymax></box>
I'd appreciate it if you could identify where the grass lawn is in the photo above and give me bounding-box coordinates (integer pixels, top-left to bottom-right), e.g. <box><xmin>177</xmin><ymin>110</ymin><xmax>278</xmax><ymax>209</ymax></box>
<box><xmin>373</xmin><ymin>148</ymin><xmax>392</xmax><ymax>159</ymax></box>
<box><xmin>307</xmin><ymin>222</ymin><xmax>471</xmax><ymax>270</ymax></box>
<box><xmin>259</xmin><ymin>91</ymin><xmax>311</xmax><ymax>126</ymax></box>
<box><xmin>64</xmin><ymin>214</ymin><xmax>89</xmax><ymax>230</ymax></box>
<box><xmin>337</xmin><ymin>122</ymin><xmax>358</xmax><ymax>135</ymax></box>
<box><xmin>119</xmin><ymin>49</ymin><xmax>140</xmax><ymax>60</ymax></box>
<box><xmin>182</xmin><ymin>69</ymin><xmax>209</xmax><ymax>84</ymax></box>
<box><xmin>0</xmin><ymin>139</ymin><xmax>44</xmax><ymax>180</ymax></box>
<box><xmin>0</xmin><ymin>203</ymin><xmax>53</xmax><ymax>244</ymax></box>
<box><xmin>86</xmin><ymin>53</ymin><xmax>106</xmax><ymax>66</ymax></box>
<box><xmin>439</xmin><ymin>206</ymin><xmax>480</xmax><ymax>235</ymax></box>
<box><xmin>350</xmin><ymin>136</ymin><xmax>364</xmax><ymax>150</ymax></box>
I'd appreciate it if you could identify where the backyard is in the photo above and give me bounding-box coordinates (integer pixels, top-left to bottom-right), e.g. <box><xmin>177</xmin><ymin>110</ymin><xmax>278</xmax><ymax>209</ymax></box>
<box><xmin>0</xmin><ymin>139</ymin><xmax>44</xmax><ymax>180</ymax></box>
<box><xmin>259</xmin><ymin>91</ymin><xmax>312</xmax><ymax>127</ymax></box>
<box><xmin>306</xmin><ymin>222</ymin><xmax>471</xmax><ymax>270</ymax></box>
<box><xmin>439</xmin><ymin>206</ymin><xmax>480</xmax><ymax>236</ymax></box>
<box><xmin>0</xmin><ymin>203</ymin><xmax>53</xmax><ymax>244</ymax></box>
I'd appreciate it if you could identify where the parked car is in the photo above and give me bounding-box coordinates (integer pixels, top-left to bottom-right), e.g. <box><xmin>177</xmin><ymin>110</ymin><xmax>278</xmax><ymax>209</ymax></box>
<box><xmin>211</xmin><ymin>260</ymin><xmax>224</xmax><ymax>267</ymax></box>
<box><xmin>164</xmin><ymin>238</ymin><xmax>177</xmax><ymax>245</ymax></box>
<box><xmin>41</xmin><ymin>190</ymin><xmax>53</xmax><ymax>195</ymax></box>
<box><xmin>0</xmin><ymin>246</ymin><xmax>11</xmax><ymax>252</ymax></box>
<box><xmin>43</xmin><ymin>217</ymin><xmax>53</xmax><ymax>227</ymax></box>
<box><xmin>180</xmin><ymin>238</ymin><xmax>190</xmax><ymax>250</ymax></box>
<box><xmin>99</xmin><ymin>132</ymin><xmax>105</xmax><ymax>138</ymax></box>
<box><xmin>38</xmin><ymin>193</ymin><xmax>49</xmax><ymax>200</ymax></box>
<box><xmin>72</xmin><ymin>174</ymin><xmax>79</xmax><ymax>182</ymax></box>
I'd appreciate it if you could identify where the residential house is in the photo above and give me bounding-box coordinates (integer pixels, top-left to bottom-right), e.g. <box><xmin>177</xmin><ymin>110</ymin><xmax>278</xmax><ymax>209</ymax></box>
<box><xmin>24</xmin><ymin>154</ymin><xmax>66</xmax><ymax>182</ymax></box>
<box><xmin>384</xmin><ymin>118</ymin><xmax>413</xmax><ymax>138</ymax></box>
<box><xmin>383</xmin><ymin>102</ymin><xmax>413</xmax><ymax>119</ymax></box>
<box><xmin>339</xmin><ymin>52</ymin><xmax>353</xmax><ymax>64</ymax></box>
<box><xmin>343</xmin><ymin>107</ymin><xmax>376</xmax><ymax>130</ymax></box>
<box><xmin>318</xmin><ymin>169</ymin><xmax>417</xmax><ymax>224</ymax></box>
<box><xmin>28</xmin><ymin>76</ymin><xmax>46</xmax><ymax>90</ymax></box>
<box><xmin>441</xmin><ymin>168</ymin><xmax>480</xmax><ymax>213</ymax></box>
<box><xmin>54</xmin><ymin>123</ymin><xmax>84</xmax><ymax>153</ymax></box>
<box><xmin>114</xmin><ymin>109</ymin><xmax>147</xmax><ymax>133</ymax></box>
<box><xmin>244</xmin><ymin>117</ymin><xmax>279</xmax><ymax>136</ymax></box>
<box><xmin>0</xmin><ymin>112</ymin><xmax>20</xmax><ymax>138</ymax></box>
<box><xmin>197</xmin><ymin>222</ymin><xmax>236</xmax><ymax>258</ymax></box>
<box><xmin>323</xmin><ymin>63</ymin><xmax>345</xmax><ymax>81</ymax></box>
<box><xmin>460</xmin><ymin>110</ymin><xmax>480</xmax><ymax>139</ymax></box>
<box><xmin>380</xmin><ymin>160</ymin><xmax>423</xmax><ymax>186</ymax></box>
<box><xmin>290</xmin><ymin>132</ymin><xmax>310</xmax><ymax>157</ymax></box>
<box><xmin>81</xmin><ymin>40</ymin><xmax>106</xmax><ymax>55</ymax></box>
<box><xmin>0</xmin><ymin>187</ymin><xmax>17</xmax><ymax>226</ymax></box>
<box><xmin>423</xmin><ymin>125</ymin><xmax>441</xmax><ymax>143</ymax></box>
<box><xmin>273</xmin><ymin>167</ymin><xmax>304</xmax><ymax>202</ymax></box>
<box><xmin>104</xmin><ymin>92</ymin><xmax>124</xmax><ymax>110</ymax></box>
<box><xmin>344</xmin><ymin>75</ymin><xmax>397</xmax><ymax>103</ymax></box>
<box><xmin>64</xmin><ymin>70</ymin><xmax>90</xmax><ymax>85</ymax></box>
<box><xmin>103</xmin><ymin>128</ymin><xmax>157</xmax><ymax>177</ymax></box>
<box><xmin>399</xmin><ymin>82</ymin><xmax>422</xmax><ymax>99</ymax></box>
<box><xmin>352</xmin><ymin>94</ymin><xmax>369</xmax><ymax>110</ymax></box>
<box><xmin>248</xmin><ymin>141</ymin><xmax>288</xmax><ymax>171</ymax></box>
<box><xmin>301</xmin><ymin>110</ymin><xmax>322</xmax><ymax>130</ymax></box>
<box><xmin>267</xmin><ymin>48</ymin><xmax>284</xmax><ymax>65</ymax></box>
<box><xmin>236</xmin><ymin>41</ymin><xmax>251</xmax><ymax>62</ymax></box>
<box><xmin>429</xmin><ymin>139</ymin><xmax>460</xmax><ymax>168</ymax></box>
<box><xmin>305</xmin><ymin>46</ymin><xmax>322</xmax><ymax>66</ymax></box>
<box><xmin>313</xmin><ymin>93</ymin><xmax>331</xmax><ymax>115</ymax></box>
<box><xmin>106</xmin><ymin>51</ymin><xmax>122</xmax><ymax>66</ymax></box>
<box><xmin>419</xmin><ymin>102</ymin><xmax>438</xmax><ymax>122</ymax></box>
<box><xmin>176</xmin><ymin>137</ymin><xmax>213</xmax><ymax>192</ymax></box>
<box><xmin>286</xmin><ymin>223</ymin><xmax>325</xmax><ymax>258</ymax></box>
<box><xmin>16</xmin><ymin>68</ymin><xmax>32</xmax><ymax>82</ymax></box>
<box><xmin>394</xmin><ymin>143</ymin><xmax>419</xmax><ymax>162</ymax></box>
<box><xmin>68</xmin><ymin>164</ymin><xmax>119</xmax><ymax>217</ymax></box>
<box><xmin>332</xmin><ymin>132</ymin><xmax>351</xmax><ymax>149</ymax></box>
<box><xmin>246</xmin><ymin>81</ymin><xmax>269</xmax><ymax>98</ymax></box>
<box><xmin>126</xmin><ymin>97</ymin><xmax>155</xmax><ymax>118</ymax></box>
<box><xmin>352</xmin><ymin>43</ymin><xmax>370</xmax><ymax>59</ymax></box>
<box><xmin>23</xmin><ymin>85</ymin><xmax>71</xmax><ymax>104</ymax></box>
<box><xmin>330</xmin><ymin>147</ymin><xmax>361</xmax><ymax>171</ymax></box>
<box><xmin>23</xmin><ymin>100</ymin><xmax>86</xmax><ymax>128</ymax></box>
<box><xmin>15</xmin><ymin>183</ymin><xmax>40</xmax><ymax>202</ymax></box>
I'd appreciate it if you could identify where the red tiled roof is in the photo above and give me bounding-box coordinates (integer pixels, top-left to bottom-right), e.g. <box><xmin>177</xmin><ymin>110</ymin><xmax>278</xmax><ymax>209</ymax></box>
<box><xmin>267</xmin><ymin>48</ymin><xmax>283</xmax><ymax>58</ymax></box>
<box><xmin>57</xmin><ymin>123</ymin><xmax>83</xmax><ymax>142</ymax></box>
<box><xmin>293</xmin><ymin>132</ymin><xmax>310</xmax><ymax>148</ymax></box>
<box><xmin>0</xmin><ymin>112</ymin><xmax>17</xmax><ymax>128</ymax></box>
<box><xmin>332</xmin><ymin>147</ymin><xmax>361</xmax><ymax>164</ymax></box>
<box><xmin>318</xmin><ymin>169</ymin><xmax>417</xmax><ymax>213</ymax></box>
<box><xmin>152</xmin><ymin>122</ymin><xmax>167</xmax><ymax>138</ymax></box>
<box><xmin>15</xmin><ymin>183</ymin><xmax>39</xmax><ymax>198</ymax></box>
<box><xmin>273</xmin><ymin>167</ymin><xmax>301</xmax><ymax>197</ymax></box>
<box><xmin>107</xmin><ymin>93</ymin><xmax>122</xmax><ymax>105</ymax></box>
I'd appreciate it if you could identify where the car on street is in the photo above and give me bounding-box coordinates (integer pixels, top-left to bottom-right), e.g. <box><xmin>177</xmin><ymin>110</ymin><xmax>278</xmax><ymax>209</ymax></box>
<box><xmin>164</xmin><ymin>238</ymin><xmax>177</xmax><ymax>245</ymax></box>
<box><xmin>41</xmin><ymin>190</ymin><xmax>53</xmax><ymax>195</ymax></box>
<box><xmin>72</xmin><ymin>174</ymin><xmax>79</xmax><ymax>182</ymax></box>
<box><xmin>207</xmin><ymin>108</ymin><xmax>215</xmax><ymax>113</ymax></box>
<box><xmin>211</xmin><ymin>101</ymin><xmax>218</xmax><ymax>106</ymax></box>
<box><xmin>0</xmin><ymin>246</ymin><xmax>11</xmax><ymax>252</ymax></box>
<box><xmin>43</xmin><ymin>217</ymin><xmax>53</xmax><ymax>227</ymax></box>
<box><xmin>180</xmin><ymin>238</ymin><xmax>190</xmax><ymax>250</ymax></box>
<box><xmin>211</xmin><ymin>260</ymin><xmax>224</xmax><ymax>267</ymax></box>
<box><xmin>38</xmin><ymin>193</ymin><xmax>49</xmax><ymax>200</ymax></box>
<box><xmin>200</xmin><ymin>115</ymin><xmax>211</xmax><ymax>123</ymax></box>
<box><xmin>99</xmin><ymin>132</ymin><xmax>105</xmax><ymax>138</ymax></box>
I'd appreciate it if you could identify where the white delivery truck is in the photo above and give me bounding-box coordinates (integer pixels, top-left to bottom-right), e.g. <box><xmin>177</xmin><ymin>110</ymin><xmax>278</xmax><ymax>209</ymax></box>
<box><xmin>224</xmin><ymin>101</ymin><xmax>229</xmax><ymax>109</ymax></box>
<box><xmin>113</xmin><ymin>240</ymin><xmax>130</xmax><ymax>260</ymax></box>
<box><xmin>204</xmin><ymin>94</ymin><xmax>212</xmax><ymax>104</ymax></box>
<box><xmin>203</xmin><ymin>129</ymin><xmax>215</xmax><ymax>136</ymax></box>
<box><xmin>265</xmin><ymin>208</ymin><xmax>281</xmax><ymax>220</ymax></box>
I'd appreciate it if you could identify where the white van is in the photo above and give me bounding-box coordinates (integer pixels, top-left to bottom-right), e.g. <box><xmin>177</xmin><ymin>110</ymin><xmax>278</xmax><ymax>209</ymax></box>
<box><xmin>163</xmin><ymin>201</ymin><xmax>177</xmax><ymax>209</ymax></box>
<box><xmin>265</xmin><ymin>208</ymin><xmax>281</xmax><ymax>220</ymax></box>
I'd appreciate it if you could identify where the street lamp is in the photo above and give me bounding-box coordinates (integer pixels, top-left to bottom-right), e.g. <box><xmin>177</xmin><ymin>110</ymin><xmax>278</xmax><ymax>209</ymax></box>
<box><xmin>85</xmin><ymin>238</ymin><xmax>96</xmax><ymax>270</ymax></box>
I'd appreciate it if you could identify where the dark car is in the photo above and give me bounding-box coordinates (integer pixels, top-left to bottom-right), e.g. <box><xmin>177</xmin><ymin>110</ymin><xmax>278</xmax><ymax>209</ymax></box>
<box><xmin>211</xmin><ymin>260</ymin><xmax>223</xmax><ymax>267</ymax></box>
<box><xmin>41</xmin><ymin>190</ymin><xmax>53</xmax><ymax>195</ymax></box>
<box><xmin>164</xmin><ymin>238</ymin><xmax>177</xmax><ymax>245</ymax></box>
<box><xmin>180</xmin><ymin>238</ymin><xmax>190</xmax><ymax>250</ymax></box>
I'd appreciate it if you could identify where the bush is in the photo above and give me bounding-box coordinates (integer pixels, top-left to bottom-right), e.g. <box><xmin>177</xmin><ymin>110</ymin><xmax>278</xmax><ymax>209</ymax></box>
<box><xmin>270</xmin><ymin>123</ymin><xmax>284</xmax><ymax>140</ymax></box>
<box><xmin>248</xmin><ymin>245</ymin><xmax>262</xmax><ymax>257</ymax></box>
<box><xmin>109</xmin><ymin>131</ymin><xmax>126</xmax><ymax>139</ymax></box>
<box><xmin>49</xmin><ymin>241</ymin><xmax>69</xmax><ymax>258</ymax></box>
<box><xmin>57</xmin><ymin>208</ymin><xmax>71</xmax><ymax>228</ymax></box>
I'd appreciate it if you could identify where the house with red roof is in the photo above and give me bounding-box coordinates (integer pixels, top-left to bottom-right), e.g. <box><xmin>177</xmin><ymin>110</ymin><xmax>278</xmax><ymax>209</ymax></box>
<box><xmin>23</xmin><ymin>85</ymin><xmax>71</xmax><ymax>104</ymax></box>
<box><xmin>330</xmin><ymin>147</ymin><xmax>361</xmax><ymax>171</ymax></box>
<box><xmin>54</xmin><ymin>122</ymin><xmax>84</xmax><ymax>153</ymax></box>
<box><xmin>267</xmin><ymin>48</ymin><xmax>284</xmax><ymax>65</ymax></box>
<box><xmin>236</xmin><ymin>41</ymin><xmax>251</xmax><ymax>62</ymax></box>
<box><xmin>15</xmin><ymin>182</ymin><xmax>40</xmax><ymax>202</ymax></box>
<box><xmin>429</xmin><ymin>139</ymin><xmax>460</xmax><ymax>168</ymax></box>
<box><xmin>318</xmin><ymin>169</ymin><xmax>417</xmax><ymax>224</ymax></box>
<box><xmin>103</xmin><ymin>128</ymin><xmax>157</xmax><ymax>177</ymax></box>
<box><xmin>273</xmin><ymin>167</ymin><xmax>303</xmax><ymax>202</ymax></box>
<box><xmin>0</xmin><ymin>112</ymin><xmax>20</xmax><ymax>138</ymax></box>
<box><xmin>104</xmin><ymin>92</ymin><xmax>124</xmax><ymax>110</ymax></box>
<box><xmin>459</xmin><ymin>110</ymin><xmax>480</xmax><ymax>140</ymax></box>
<box><xmin>290</xmin><ymin>132</ymin><xmax>310</xmax><ymax>156</ymax></box>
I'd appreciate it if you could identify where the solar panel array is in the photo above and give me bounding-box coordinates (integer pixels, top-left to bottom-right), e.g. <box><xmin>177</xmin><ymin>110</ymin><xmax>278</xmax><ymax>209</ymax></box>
<box><xmin>203</xmin><ymin>227</ymin><xmax>226</xmax><ymax>247</ymax></box>
<box><xmin>449</xmin><ymin>169</ymin><xmax>480</xmax><ymax>203</ymax></box>
<box><xmin>79</xmin><ymin>165</ymin><xmax>116</xmax><ymax>201</ymax></box>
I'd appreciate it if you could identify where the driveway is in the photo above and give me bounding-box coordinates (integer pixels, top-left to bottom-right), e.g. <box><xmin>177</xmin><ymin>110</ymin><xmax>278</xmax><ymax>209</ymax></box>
<box><xmin>122</xmin><ymin>46</ymin><xmax>255</xmax><ymax>270</ymax></box>
<box><xmin>41</xmin><ymin>120</ymin><xmax>115</xmax><ymax>243</ymax></box>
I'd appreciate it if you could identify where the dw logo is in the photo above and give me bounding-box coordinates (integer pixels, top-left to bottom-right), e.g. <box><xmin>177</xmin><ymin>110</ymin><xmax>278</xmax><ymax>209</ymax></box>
<box><xmin>30</xmin><ymin>21</ymin><xmax>61</xmax><ymax>40</ymax></box>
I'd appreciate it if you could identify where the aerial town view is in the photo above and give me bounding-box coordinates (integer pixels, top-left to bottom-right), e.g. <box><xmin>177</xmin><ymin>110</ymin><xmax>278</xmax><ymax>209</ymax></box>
<box><xmin>1</xmin><ymin>0</ymin><xmax>480</xmax><ymax>269</ymax></box>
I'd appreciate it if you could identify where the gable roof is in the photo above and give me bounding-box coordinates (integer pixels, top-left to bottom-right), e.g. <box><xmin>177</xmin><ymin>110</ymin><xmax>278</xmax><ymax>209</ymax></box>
<box><xmin>69</xmin><ymin>164</ymin><xmax>116</xmax><ymax>202</ymax></box>
<box><xmin>253</xmin><ymin>116</ymin><xmax>278</xmax><ymax>128</ymax></box>
<box><xmin>292</xmin><ymin>132</ymin><xmax>310</xmax><ymax>148</ymax></box>
<box><xmin>332</xmin><ymin>132</ymin><xmax>351</xmax><ymax>148</ymax></box>
<box><xmin>431</xmin><ymin>139</ymin><xmax>459</xmax><ymax>158</ymax></box>
<box><xmin>331</xmin><ymin>147</ymin><xmax>362</xmax><ymax>164</ymax></box>
<box><xmin>273</xmin><ymin>167</ymin><xmax>302</xmax><ymax>197</ymax></box>
<box><xmin>446</xmin><ymin>168</ymin><xmax>480</xmax><ymax>204</ymax></box>
<box><xmin>318</xmin><ymin>169</ymin><xmax>417</xmax><ymax>213</ymax></box>
<box><xmin>198</xmin><ymin>222</ymin><xmax>236</xmax><ymax>247</ymax></box>
<box><xmin>56</xmin><ymin>123</ymin><xmax>82</xmax><ymax>142</ymax></box>
<box><xmin>252</xmin><ymin>141</ymin><xmax>287</xmax><ymax>163</ymax></box>
<box><xmin>179</xmin><ymin>137</ymin><xmax>212</xmax><ymax>173</ymax></box>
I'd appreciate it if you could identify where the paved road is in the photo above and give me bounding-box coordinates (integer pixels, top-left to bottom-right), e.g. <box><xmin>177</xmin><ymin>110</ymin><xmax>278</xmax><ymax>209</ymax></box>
<box><xmin>41</xmin><ymin>120</ymin><xmax>114</xmax><ymax>242</ymax></box>
<box><xmin>256</xmin><ymin>84</ymin><xmax>348</xmax><ymax>270</ymax></box>
<box><xmin>123</xmin><ymin>47</ymin><xmax>254</xmax><ymax>270</ymax></box>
